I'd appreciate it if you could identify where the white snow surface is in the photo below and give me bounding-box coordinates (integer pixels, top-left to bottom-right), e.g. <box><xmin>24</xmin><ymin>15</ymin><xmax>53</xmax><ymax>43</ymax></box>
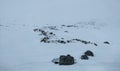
<box><xmin>0</xmin><ymin>0</ymin><xmax>120</xmax><ymax>71</ymax></box>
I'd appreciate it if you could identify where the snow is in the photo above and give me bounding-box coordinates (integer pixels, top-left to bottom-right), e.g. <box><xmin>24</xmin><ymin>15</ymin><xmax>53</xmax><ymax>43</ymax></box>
<box><xmin>0</xmin><ymin>0</ymin><xmax>120</xmax><ymax>71</ymax></box>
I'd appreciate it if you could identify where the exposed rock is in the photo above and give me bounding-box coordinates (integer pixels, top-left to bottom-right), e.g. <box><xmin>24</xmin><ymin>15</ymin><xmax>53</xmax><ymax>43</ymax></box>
<box><xmin>61</xmin><ymin>25</ymin><xmax>66</xmax><ymax>27</ymax></box>
<box><xmin>49</xmin><ymin>32</ymin><xmax>55</xmax><ymax>36</ymax></box>
<box><xmin>64</xmin><ymin>31</ymin><xmax>68</xmax><ymax>33</ymax></box>
<box><xmin>66</xmin><ymin>25</ymin><xmax>77</xmax><ymax>27</ymax></box>
<box><xmin>52</xmin><ymin>58</ymin><xmax>59</xmax><ymax>64</ymax></box>
<box><xmin>33</xmin><ymin>27</ymin><xmax>98</xmax><ymax>46</ymax></box>
<box><xmin>41</xmin><ymin>30</ymin><xmax>48</xmax><ymax>36</ymax></box>
<box><xmin>85</xmin><ymin>50</ymin><xmax>94</xmax><ymax>57</ymax></box>
<box><xmin>104</xmin><ymin>41</ymin><xmax>110</xmax><ymax>44</ymax></box>
<box><xmin>33</xmin><ymin>28</ymin><xmax>39</xmax><ymax>32</ymax></box>
<box><xmin>61</xmin><ymin>38</ymin><xmax>64</xmax><ymax>39</ymax></box>
<box><xmin>47</xmin><ymin>26</ymin><xmax>58</xmax><ymax>30</ymax></box>
<box><xmin>67</xmin><ymin>40</ymin><xmax>72</xmax><ymax>43</ymax></box>
<box><xmin>49</xmin><ymin>32</ymin><xmax>53</xmax><ymax>35</ymax></box>
<box><xmin>94</xmin><ymin>43</ymin><xmax>98</xmax><ymax>46</ymax></box>
<box><xmin>57</xmin><ymin>40</ymin><xmax>66</xmax><ymax>44</ymax></box>
<box><xmin>81</xmin><ymin>55</ymin><xmax>89</xmax><ymax>60</ymax></box>
<box><xmin>59</xmin><ymin>54</ymin><xmax>74</xmax><ymax>65</ymax></box>
<box><xmin>72</xmin><ymin>39</ymin><xmax>81</xmax><ymax>41</ymax></box>
<box><xmin>41</xmin><ymin>37</ymin><xmax>49</xmax><ymax>43</ymax></box>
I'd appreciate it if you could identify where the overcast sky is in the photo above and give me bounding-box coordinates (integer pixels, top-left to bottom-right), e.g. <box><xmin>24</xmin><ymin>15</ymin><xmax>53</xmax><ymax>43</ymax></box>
<box><xmin>0</xmin><ymin>0</ymin><xmax>120</xmax><ymax>26</ymax></box>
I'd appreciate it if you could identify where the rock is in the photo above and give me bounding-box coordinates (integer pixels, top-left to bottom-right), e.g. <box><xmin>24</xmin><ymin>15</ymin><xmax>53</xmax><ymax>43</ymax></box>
<box><xmin>94</xmin><ymin>43</ymin><xmax>98</xmax><ymax>46</ymax></box>
<box><xmin>33</xmin><ymin>28</ymin><xmax>39</xmax><ymax>32</ymax></box>
<box><xmin>52</xmin><ymin>58</ymin><xmax>59</xmax><ymax>64</ymax></box>
<box><xmin>59</xmin><ymin>54</ymin><xmax>74</xmax><ymax>65</ymax></box>
<box><xmin>66</xmin><ymin>25</ymin><xmax>77</xmax><ymax>27</ymax></box>
<box><xmin>34</xmin><ymin>28</ymin><xmax>48</xmax><ymax>36</ymax></box>
<box><xmin>64</xmin><ymin>31</ymin><xmax>68</xmax><ymax>33</ymax></box>
<box><xmin>61</xmin><ymin>38</ymin><xmax>64</xmax><ymax>39</ymax></box>
<box><xmin>49</xmin><ymin>32</ymin><xmax>55</xmax><ymax>36</ymax></box>
<box><xmin>75</xmin><ymin>39</ymin><xmax>82</xmax><ymax>41</ymax></box>
<box><xmin>104</xmin><ymin>41</ymin><xmax>110</xmax><ymax>44</ymax></box>
<box><xmin>57</xmin><ymin>40</ymin><xmax>66</xmax><ymax>44</ymax></box>
<box><xmin>61</xmin><ymin>25</ymin><xmax>66</xmax><ymax>27</ymax></box>
<box><xmin>85</xmin><ymin>50</ymin><xmax>94</xmax><ymax>57</ymax></box>
<box><xmin>55</xmin><ymin>62</ymin><xmax>59</xmax><ymax>64</ymax></box>
<box><xmin>59</xmin><ymin>55</ymin><xmax>66</xmax><ymax>65</ymax></box>
<box><xmin>72</xmin><ymin>39</ymin><xmax>81</xmax><ymax>41</ymax></box>
<box><xmin>81</xmin><ymin>40</ymin><xmax>88</xmax><ymax>44</ymax></box>
<box><xmin>41</xmin><ymin>30</ymin><xmax>48</xmax><ymax>36</ymax></box>
<box><xmin>49</xmin><ymin>32</ymin><xmax>53</xmax><ymax>35</ymax></box>
<box><xmin>41</xmin><ymin>37</ymin><xmax>49</xmax><ymax>43</ymax></box>
<box><xmin>48</xmin><ymin>26</ymin><xmax>58</xmax><ymax>30</ymax></box>
<box><xmin>67</xmin><ymin>40</ymin><xmax>72</xmax><ymax>43</ymax></box>
<box><xmin>81</xmin><ymin>55</ymin><xmax>89</xmax><ymax>60</ymax></box>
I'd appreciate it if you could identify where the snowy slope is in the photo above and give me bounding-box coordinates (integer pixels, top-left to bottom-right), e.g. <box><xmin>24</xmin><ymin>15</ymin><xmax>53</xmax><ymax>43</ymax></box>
<box><xmin>0</xmin><ymin>0</ymin><xmax>120</xmax><ymax>71</ymax></box>
<box><xmin>0</xmin><ymin>21</ymin><xmax>120</xmax><ymax>71</ymax></box>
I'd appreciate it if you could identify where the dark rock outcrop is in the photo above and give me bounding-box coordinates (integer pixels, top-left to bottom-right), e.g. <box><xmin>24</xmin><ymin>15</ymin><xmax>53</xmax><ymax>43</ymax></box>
<box><xmin>94</xmin><ymin>43</ymin><xmax>98</xmax><ymax>46</ymax></box>
<box><xmin>33</xmin><ymin>27</ymin><xmax>98</xmax><ymax>46</ymax></box>
<box><xmin>41</xmin><ymin>37</ymin><xmax>49</xmax><ymax>43</ymax></box>
<box><xmin>52</xmin><ymin>54</ymin><xmax>75</xmax><ymax>65</ymax></box>
<box><xmin>104</xmin><ymin>41</ymin><xmax>110</xmax><ymax>44</ymax></box>
<box><xmin>84</xmin><ymin>50</ymin><xmax>94</xmax><ymax>57</ymax></box>
<box><xmin>59</xmin><ymin>54</ymin><xmax>74</xmax><ymax>65</ymax></box>
<box><xmin>81</xmin><ymin>55</ymin><xmax>89</xmax><ymax>60</ymax></box>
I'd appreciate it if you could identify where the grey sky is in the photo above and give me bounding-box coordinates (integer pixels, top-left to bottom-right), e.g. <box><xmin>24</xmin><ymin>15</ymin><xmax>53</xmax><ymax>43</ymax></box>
<box><xmin>0</xmin><ymin>0</ymin><xmax>120</xmax><ymax>26</ymax></box>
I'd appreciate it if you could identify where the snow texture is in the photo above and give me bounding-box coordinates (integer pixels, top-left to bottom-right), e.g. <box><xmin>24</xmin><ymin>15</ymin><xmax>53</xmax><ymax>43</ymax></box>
<box><xmin>0</xmin><ymin>0</ymin><xmax>120</xmax><ymax>71</ymax></box>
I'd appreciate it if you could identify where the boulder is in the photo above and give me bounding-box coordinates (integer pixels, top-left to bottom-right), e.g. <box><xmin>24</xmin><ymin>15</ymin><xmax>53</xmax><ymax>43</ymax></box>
<box><xmin>81</xmin><ymin>55</ymin><xmax>89</xmax><ymax>60</ymax></box>
<box><xmin>85</xmin><ymin>50</ymin><xmax>94</xmax><ymax>57</ymax></box>
<box><xmin>59</xmin><ymin>54</ymin><xmax>74</xmax><ymax>65</ymax></box>
<box><xmin>104</xmin><ymin>41</ymin><xmax>110</xmax><ymax>44</ymax></box>
<box><xmin>94</xmin><ymin>43</ymin><xmax>98</xmax><ymax>46</ymax></box>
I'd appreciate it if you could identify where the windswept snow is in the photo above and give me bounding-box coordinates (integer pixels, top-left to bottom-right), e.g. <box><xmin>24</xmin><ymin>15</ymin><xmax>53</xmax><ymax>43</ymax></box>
<box><xmin>0</xmin><ymin>0</ymin><xmax>120</xmax><ymax>71</ymax></box>
<box><xmin>0</xmin><ymin>21</ymin><xmax>120</xmax><ymax>71</ymax></box>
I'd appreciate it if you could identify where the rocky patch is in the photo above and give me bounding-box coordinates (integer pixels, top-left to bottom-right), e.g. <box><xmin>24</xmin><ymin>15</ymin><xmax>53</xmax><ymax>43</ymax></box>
<box><xmin>104</xmin><ymin>41</ymin><xmax>110</xmax><ymax>44</ymax></box>
<box><xmin>33</xmin><ymin>28</ymin><xmax>98</xmax><ymax>46</ymax></box>
<box><xmin>81</xmin><ymin>55</ymin><xmax>89</xmax><ymax>60</ymax></box>
<box><xmin>52</xmin><ymin>54</ymin><xmax>75</xmax><ymax>65</ymax></box>
<box><xmin>80</xmin><ymin>50</ymin><xmax>94</xmax><ymax>60</ymax></box>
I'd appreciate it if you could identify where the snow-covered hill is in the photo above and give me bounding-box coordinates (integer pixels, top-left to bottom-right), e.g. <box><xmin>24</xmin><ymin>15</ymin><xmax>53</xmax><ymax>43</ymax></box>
<box><xmin>0</xmin><ymin>0</ymin><xmax>120</xmax><ymax>71</ymax></box>
<box><xmin>0</xmin><ymin>20</ymin><xmax>120</xmax><ymax>71</ymax></box>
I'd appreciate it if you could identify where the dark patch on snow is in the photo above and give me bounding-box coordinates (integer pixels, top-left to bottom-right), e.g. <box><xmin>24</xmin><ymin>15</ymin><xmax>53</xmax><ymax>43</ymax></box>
<box><xmin>43</xmin><ymin>26</ymin><xmax>58</xmax><ymax>30</ymax></box>
<box><xmin>52</xmin><ymin>58</ymin><xmax>59</xmax><ymax>64</ymax></box>
<box><xmin>104</xmin><ymin>41</ymin><xmax>110</xmax><ymax>44</ymax></box>
<box><xmin>93</xmin><ymin>43</ymin><xmax>98</xmax><ymax>46</ymax></box>
<box><xmin>84</xmin><ymin>50</ymin><xmax>94</xmax><ymax>57</ymax></box>
<box><xmin>80</xmin><ymin>50</ymin><xmax>94</xmax><ymax>60</ymax></box>
<box><xmin>33</xmin><ymin>28</ymin><xmax>98</xmax><ymax>46</ymax></box>
<box><xmin>52</xmin><ymin>54</ymin><xmax>75</xmax><ymax>65</ymax></box>
<box><xmin>81</xmin><ymin>55</ymin><xmax>89</xmax><ymax>60</ymax></box>
<box><xmin>64</xmin><ymin>31</ymin><xmax>68</xmax><ymax>33</ymax></box>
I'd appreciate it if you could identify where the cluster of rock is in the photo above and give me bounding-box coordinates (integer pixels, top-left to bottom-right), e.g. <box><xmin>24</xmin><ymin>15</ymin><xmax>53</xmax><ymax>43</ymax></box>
<box><xmin>43</xmin><ymin>26</ymin><xmax>58</xmax><ymax>30</ymax></box>
<box><xmin>33</xmin><ymin>28</ymin><xmax>98</xmax><ymax>46</ymax></box>
<box><xmin>41</xmin><ymin>38</ymin><xmax>98</xmax><ymax>46</ymax></box>
<box><xmin>52</xmin><ymin>50</ymin><xmax>94</xmax><ymax>65</ymax></box>
<box><xmin>52</xmin><ymin>54</ymin><xmax>75</xmax><ymax>65</ymax></box>
<box><xmin>33</xmin><ymin>24</ymin><xmax>110</xmax><ymax>66</ymax></box>
<box><xmin>33</xmin><ymin>28</ymin><xmax>55</xmax><ymax>36</ymax></box>
<box><xmin>61</xmin><ymin>24</ymin><xmax>78</xmax><ymax>28</ymax></box>
<box><xmin>81</xmin><ymin>50</ymin><xmax>94</xmax><ymax>60</ymax></box>
<box><xmin>33</xmin><ymin>27</ymin><xmax>110</xmax><ymax>47</ymax></box>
